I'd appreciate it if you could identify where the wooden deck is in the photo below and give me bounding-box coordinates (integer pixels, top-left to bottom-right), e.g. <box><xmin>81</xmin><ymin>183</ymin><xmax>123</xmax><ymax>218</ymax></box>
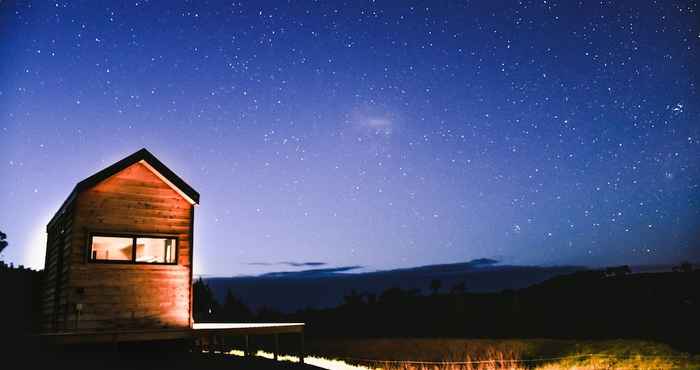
<box><xmin>193</xmin><ymin>323</ymin><xmax>304</xmax><ymax>335</ymax></box>
<box><xmin>39</xmin><ymin>323</ymin><xmax>306</xmax><ymax>363</ymax></box>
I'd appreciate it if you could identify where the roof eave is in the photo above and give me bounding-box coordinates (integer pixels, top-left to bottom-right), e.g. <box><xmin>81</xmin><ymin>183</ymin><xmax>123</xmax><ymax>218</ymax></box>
<box><xmin>46</xmin><ymin>148</ymin><xmax>200</xmax><ymax>231</ymax></box>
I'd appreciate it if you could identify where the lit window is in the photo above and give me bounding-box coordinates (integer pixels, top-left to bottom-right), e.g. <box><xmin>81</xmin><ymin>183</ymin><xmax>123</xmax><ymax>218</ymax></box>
<box><xmin>90</xmin><ymin>236</ymin><xmax>133</xmax><ymax>261</ymax></box>
<box><xmin>89</xmin><ymin>235</ymin><xmax>177</xmax><ymax>264</ymax></box>
<box><xmin>136</xmin><ymin>237</ymin><xmax>176</xmax><ymax>264</ymax></box>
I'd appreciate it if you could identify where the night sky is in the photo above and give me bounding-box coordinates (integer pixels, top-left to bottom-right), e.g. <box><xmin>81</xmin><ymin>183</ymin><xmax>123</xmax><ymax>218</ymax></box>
<box><xmin>1</xmin><ymin>1</ymin><xmax>698</xmax><ymax>276</ymax></box>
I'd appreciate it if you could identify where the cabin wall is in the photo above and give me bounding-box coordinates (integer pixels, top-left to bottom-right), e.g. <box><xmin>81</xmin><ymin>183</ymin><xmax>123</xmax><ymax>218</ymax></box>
<box><xmin>66</xmin><ymin>162</ymin><xmax>193</xmax><ymax>331</ymax></box>
<box><xmin>41</xmin><ymin>206</ymin><xmax>74</xmax><ymax>332</ymax></box>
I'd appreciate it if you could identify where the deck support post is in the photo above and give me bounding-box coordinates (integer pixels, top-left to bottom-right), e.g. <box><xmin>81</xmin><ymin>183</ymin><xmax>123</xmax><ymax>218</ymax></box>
<box><xmin>299</xmin><ymin>331</ymin><xmax>305</xmax><ymax>365</ymax></box>
<box><xmin>219</xmin><ymin>334</ymin><xmax>226</xmax><ymax>353</ymax></box>
<box><xmin>274</xmin><ymin>333</ymin><xmax>279</xmax><ymax>361</ymax></box>
<box><xmin>244</xmin><ymin>334</ymin><xmax>250</xmax><ymax>357</ymax></box>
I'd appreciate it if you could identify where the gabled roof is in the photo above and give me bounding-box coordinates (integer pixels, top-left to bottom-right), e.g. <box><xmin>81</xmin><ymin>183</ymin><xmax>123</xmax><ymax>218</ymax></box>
<box><xmin>47</xmin><ymin>148</ymin><xmax>199</xmax><ymax>230</ymax></box>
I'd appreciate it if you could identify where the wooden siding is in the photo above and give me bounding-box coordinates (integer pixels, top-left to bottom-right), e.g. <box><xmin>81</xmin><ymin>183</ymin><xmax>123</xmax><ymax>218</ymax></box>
<box><xmin>41</xmin><ymin>208</ymin><xmax>73</xmax><ymax>331</ymax></box>
<box><xmin>63</xmin><ymin>162</ymin><xmax>194</xmax><ymax>332</ymax></box>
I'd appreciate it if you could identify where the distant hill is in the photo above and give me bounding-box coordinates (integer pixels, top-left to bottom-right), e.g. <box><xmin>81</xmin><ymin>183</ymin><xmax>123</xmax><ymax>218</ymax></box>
<box><xmin>204</xmin><ymin>260</ymin><xmax>585</xmax><ymax>312</ymax></box>
<box><xmin>284</xmin><ymin>268</ymin><xmax>700</xmax><ymax>353</ymax></box>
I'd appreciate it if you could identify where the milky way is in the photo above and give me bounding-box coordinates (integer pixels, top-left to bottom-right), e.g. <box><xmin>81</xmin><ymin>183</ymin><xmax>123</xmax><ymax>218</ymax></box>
<box><xmin>0</xmin><ymin>1</ymin><xmax>698</xmax><ymax>275</ymax></box>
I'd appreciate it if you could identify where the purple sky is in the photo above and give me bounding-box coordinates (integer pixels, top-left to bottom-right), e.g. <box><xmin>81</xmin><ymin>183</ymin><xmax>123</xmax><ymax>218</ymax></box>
<box><xmin>1</xmin><ymin>1</ymin><xmax>698</xmax><ymax>276</ymax></box>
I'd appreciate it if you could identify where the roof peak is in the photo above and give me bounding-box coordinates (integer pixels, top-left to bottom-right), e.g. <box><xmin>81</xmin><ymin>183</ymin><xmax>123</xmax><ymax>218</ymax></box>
<box><xmin>80</xmin><ymin>148</ymin><xmax>199</xmax><ymax>203</ymax></box>
<box><xmin>47</xmin><ymin>148</ymin><xmax>199</xmax><ymax>230</ymax></box>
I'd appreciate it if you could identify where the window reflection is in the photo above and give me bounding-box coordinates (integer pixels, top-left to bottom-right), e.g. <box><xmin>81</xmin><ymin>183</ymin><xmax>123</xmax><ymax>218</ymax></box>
<box><xmin>136</xmin><ymin>237</ymin><xmax>176</xmax><ymax>263</ymax></box>
<box><xmin>90</xmin><ymin>236</ymin><xmax>133</xmax><ymax>261</ymax></box>
<box><xmin>90</xmin><ymin>235</ymin><xmax>177</xmax><ymax>264</ymax></box>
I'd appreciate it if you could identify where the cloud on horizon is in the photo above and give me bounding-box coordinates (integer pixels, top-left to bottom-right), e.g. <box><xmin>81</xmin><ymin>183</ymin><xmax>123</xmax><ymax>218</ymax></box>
<box><xmin>248</xmin><ymin>261</ymin><xmax>327</xmax><ymax>267</ymax></box>
<box><xmin>260</xmin><ymin>265</ymin><xmax>363</xmax><ymax>278</ymax></box>
<box><xmin>250</xmin><ymin>258</ymin><xmax>499</xmax><ymax>277</ymax></box>
<box><xmin>466</xmin><ymin>258</ymin><xmax>500</xmax><ymax>267</ymax></box>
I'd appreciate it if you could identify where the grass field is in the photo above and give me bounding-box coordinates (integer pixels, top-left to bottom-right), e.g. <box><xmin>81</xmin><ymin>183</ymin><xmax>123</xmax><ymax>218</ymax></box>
<box><xmin>298</xmin><ymin>338</ymin><xmax>700</xmax><ymax>370</ymax></box>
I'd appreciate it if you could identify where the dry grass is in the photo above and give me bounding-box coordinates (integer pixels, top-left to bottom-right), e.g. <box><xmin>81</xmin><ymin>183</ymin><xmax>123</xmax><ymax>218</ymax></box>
<box><xmin>304</xmin><ymin>338</ymin><xmax>700</xmax><ymax>370</ymax></box>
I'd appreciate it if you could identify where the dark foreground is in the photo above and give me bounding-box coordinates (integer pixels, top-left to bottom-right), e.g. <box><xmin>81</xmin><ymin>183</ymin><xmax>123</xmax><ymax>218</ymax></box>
<box><xmin>1</xmin><ymin>341</ymin><xmax>321</xmax><ymax>370</ymax></box>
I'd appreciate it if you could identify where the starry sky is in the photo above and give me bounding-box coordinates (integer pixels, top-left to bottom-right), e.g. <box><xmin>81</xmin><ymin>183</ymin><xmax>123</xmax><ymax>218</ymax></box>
<box><xmin>1</xmin><ymin>1</ymin><xmax>698</xmax><ymax>276</ymax></box>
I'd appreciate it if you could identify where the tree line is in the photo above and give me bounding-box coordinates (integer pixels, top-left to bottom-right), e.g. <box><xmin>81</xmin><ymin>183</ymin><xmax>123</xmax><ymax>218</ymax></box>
<box><xmin>195</xmin><ymin>265</ymin><xmax>699</xmax><ymax>353</ymax></box>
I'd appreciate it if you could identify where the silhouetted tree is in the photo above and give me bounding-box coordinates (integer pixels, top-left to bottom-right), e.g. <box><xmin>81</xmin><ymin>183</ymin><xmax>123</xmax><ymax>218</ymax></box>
<box><xmin>673</xmin><ymin>261</ymin><xmax>694</xmax><ymax>273</ymax></box>
<box><xmin>429</xmin><ymin>279</ymin><xmax>442</xmax><ymax>295</ymax></box>
<box><xmin>450</xmin><ymin>281</ymin><xmax>466</xmax><ymax>295</ymax></box>
<box><xmin>192</xmin><ymin>277</ymin><xmax>219</xmax><ymax>322</ymax></box>
<box><xmin>343</xmin><ymin>289</ymin><xmax>364</xmax><ymax>307</ymax></box>
<box><xmin>256</xmin><ymin>306</ymin><xmax>284</xmax><ymax>322</ymax></box>
<box><xmin>604</xmin><ymin>265</ymin><xmax>631</xmax><ymax>277</ymax></box>
<box><xmin>220</xmin><ymin>288</ymin><xmax>252</xmax><ymax>322</ymax></box>
<box><xmin>379</xmin><ymin>286</ymin><xmax>419</xmax><ymax>304</ymax></box>
<box><xmin>0</xmin><ymin>230</ymin><xmax>8</xmax><ymax>255</ymax></box>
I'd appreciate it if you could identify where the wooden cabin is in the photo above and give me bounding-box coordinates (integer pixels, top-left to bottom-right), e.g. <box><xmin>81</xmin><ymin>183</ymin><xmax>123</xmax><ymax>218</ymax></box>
<box><xmin>42</xmin><ymin>148</ymin><xmax>200</xmax><ymax>333</ymax></box>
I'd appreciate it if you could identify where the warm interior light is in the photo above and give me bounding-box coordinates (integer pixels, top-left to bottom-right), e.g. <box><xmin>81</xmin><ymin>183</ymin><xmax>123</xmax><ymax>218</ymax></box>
<box><xmin>91</xmin><ymin>236</ymin><xmax>132</xmax><ymax>261</ymax></box>
<box><xmin>135</xmin><ymin>237</ymin><xmax>176</xmax><ymax>263</ymax></box>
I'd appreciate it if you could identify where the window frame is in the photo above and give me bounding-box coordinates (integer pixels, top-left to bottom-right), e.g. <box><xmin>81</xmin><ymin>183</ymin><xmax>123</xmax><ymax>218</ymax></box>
<box><xmin>87</xmin><ymin>232</ymin><xmax>179</xmax><ymax>265</ymax></box>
